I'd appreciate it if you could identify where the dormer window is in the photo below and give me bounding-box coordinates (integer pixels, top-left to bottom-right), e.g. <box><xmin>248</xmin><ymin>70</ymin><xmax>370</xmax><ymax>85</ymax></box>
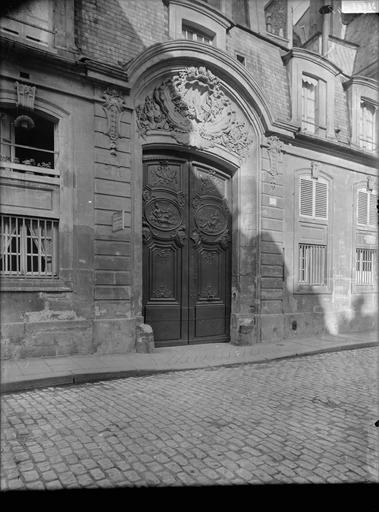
<box><xmin>301</xmin><ymin>75</ymin><xmax>318</xmax><ymax>134</ymax></box>
<box><xmin>359</xmin><ymin>100</ymin><xmax>376</xmax><ymax>152</ymax></box>
<box><xmin>0</xmin><ymin>0</ymin><xmax>53</xmax><ymax>47</ymax></box>
<box><xmin>182</xmin><ymin>22</ymin><xmax>214</xmax><ymax>44</ymax></box>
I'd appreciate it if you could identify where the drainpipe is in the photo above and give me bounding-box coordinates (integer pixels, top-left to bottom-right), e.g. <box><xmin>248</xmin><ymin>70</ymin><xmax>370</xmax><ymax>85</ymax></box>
<box><xmin>319</xmin><ymin>3</ymin><xmax>333</xmax><ymax>56</ymax></box>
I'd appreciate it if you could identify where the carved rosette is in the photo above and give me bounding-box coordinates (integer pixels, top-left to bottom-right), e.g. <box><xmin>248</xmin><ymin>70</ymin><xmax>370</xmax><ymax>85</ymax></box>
<box><xmin>262</xmin><ymin>136</ymin><xmax>284</xmax><ymax>190</ymax></box>
<box><xmin>102</xmin><ymin>88</ymin><xmax>126</xmax><ymax>156</ymax></box>
<box><xmin>136</xmin><ymin>66</ymin><xmax>253</xmax><ymax>160</ymax></box>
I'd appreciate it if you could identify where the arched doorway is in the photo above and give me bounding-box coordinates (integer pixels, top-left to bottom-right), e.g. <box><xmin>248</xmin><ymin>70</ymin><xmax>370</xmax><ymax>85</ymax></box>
<box><xmin>142</xmin><ymin>152</ymin><xmax>232</xmax><ymax>347</ymax></box>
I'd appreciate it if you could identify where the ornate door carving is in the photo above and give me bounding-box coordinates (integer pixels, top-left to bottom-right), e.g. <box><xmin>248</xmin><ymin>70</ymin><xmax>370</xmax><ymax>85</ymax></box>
<box><xmin>143</xmin><ymin>157</ymin><xmax>231</xmax><ymax>347</ymax></box>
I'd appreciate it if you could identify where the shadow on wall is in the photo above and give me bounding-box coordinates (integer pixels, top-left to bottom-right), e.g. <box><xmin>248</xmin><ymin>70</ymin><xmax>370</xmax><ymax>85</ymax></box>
<box><xmin>337</xmin><ymin>295</ymin><xmax>377</xmax><ymax>334</ymax></box>
<box><xmin>75</xmin><ymin>0</ymin><xmax>147</xmax><ymax>66</ymax></box>
<box><xmin>236</xmin><ymin>229</ymin><xmax>328</xmax><ymax>344</ymax></box>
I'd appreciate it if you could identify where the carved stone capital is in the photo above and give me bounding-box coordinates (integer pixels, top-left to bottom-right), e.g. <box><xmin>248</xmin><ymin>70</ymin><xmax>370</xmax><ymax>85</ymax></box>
<box><xmin>136</xmin><ymin>66</ymin><xmax>253</xmax><ymax>160</ymax></box>
<box><xmin>102</xmin><ymin>88</ymin><xmax>127</xmax><ymax>156</ymax></box>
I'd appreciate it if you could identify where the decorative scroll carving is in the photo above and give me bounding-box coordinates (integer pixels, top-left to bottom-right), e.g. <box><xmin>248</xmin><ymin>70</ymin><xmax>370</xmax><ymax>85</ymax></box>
<box><xmin>262</xmin><ymin>136</ymin><xmax>283</xmax><ymax>190</ymax></box>
<box><xmin>156</xmin><ymin>249</ymin><xmax>171</xmax><ymax>261</ymax></box>
<box><xmin>152</xmin><ymin>285</ymin><xmax>171</xmax><ymax>298</ymax></box>
<box><xmin>175</xmin><ymin>227</ymin><xmax>186</xmax><ymax>247</ymax></box>
<box><xmin>145</xmin><ymin>200</ymin><xmax>182</xmax><ymax>231</ymax></box>
<box><xmin>202</xmin><ymin>252</ymin><xmax>216</xmax><ymax>264</ymax></box>
<box><xmin>152</xmin><ymin>162</ymin><xmax>178</xmax><ymax>187</ymax></box>
<box><xmin>102</xmin><ymin>88</ymin><xmax>126</xmax><ymax>156</ymax></box>
<box><xmin>177</xmin><ymin>192</ymin><xmax>185</xmax><ymax>207</ymax></box>
<box><xmin>15</xmin><ymin>82</ymin><xmax>36</xmax><ymax>110</ymax></box>
<box><xmin>142</xmin><ymin>222</ymin><xmax>152</xmax><ymax>243</ymax></box>
<box><xmin>310</xmin><ymin>161</ymin><xmax>320</xmax><ymax>179</ymax></box>
<box><xmin>202</xmin><ymin>284</ymin><xmax>217</xmax><ymax>299</ymax></box>
<box><xmin>195</xmin><ymin>204</ymin><xmax>227</xmax><ymax>236</ymax></box>
<box><xmin>143</xmin><ymin>188</ymin><xmax>152</xmax><ymax>202</ymax></box>
<box><xmin>218</xmin><ymin>229</ymin><xmax>231</xmax><ymax>249</ymax></box>
<box><xmin>191</xmin><ymin>230</ymin><xmax>201</xmax><ymax>247</ymax></box>
<box><xmin>136</xmin><ymin>66</ymin><xmax>253</xmax><ymax>159</ymax></box>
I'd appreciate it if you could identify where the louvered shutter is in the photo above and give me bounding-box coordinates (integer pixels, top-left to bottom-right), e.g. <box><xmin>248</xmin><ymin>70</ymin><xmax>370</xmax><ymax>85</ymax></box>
<box><xmin>358</xmin><ymin>190</ymin><xmax>368</xmax><ymax>225</ymax></box>
<box><xmin>315</xmin><ymin>181</ymin><xmax>328</xmax><ymax>219</ymax></box>
<box><xmin>300</xmin><ymin>178</ymin><xmax>313</xmax><ymax>216</ymax></box>
<box><xmin>0</xmin><ymin>113</ymin><xmax>14</xmax><ymax>160</ymax></box>
<box><xmin>369</xmin><ymin>193</ymin><xmax>377</xmax><ymax>226</ymax></box>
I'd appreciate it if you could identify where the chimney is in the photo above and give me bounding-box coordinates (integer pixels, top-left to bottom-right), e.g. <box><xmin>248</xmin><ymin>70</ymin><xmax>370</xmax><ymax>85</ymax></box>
<box><xmin>319</xmin><ymin>2</ymin><xmax>333</xmax><ymax>56</ymax></box>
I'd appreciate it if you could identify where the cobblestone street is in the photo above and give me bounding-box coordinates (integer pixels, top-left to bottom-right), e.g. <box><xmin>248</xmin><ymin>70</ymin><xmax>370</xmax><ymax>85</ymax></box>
<box><xmin>1</xmin><ymin>347</ymin><xmax>378</xmax><ymax>489</ymax></box>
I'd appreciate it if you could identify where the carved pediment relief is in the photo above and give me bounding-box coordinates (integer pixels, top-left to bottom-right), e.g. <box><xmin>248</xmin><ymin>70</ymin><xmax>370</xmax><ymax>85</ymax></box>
<box><xmin>136</xmin><ymin>66</ymin><xmax>253</xmax><ymax>160</ymax></box>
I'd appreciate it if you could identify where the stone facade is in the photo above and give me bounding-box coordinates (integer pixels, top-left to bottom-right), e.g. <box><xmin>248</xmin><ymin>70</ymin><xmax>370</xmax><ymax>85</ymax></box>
<box><xmin>0</xmin><ymin>0</ymin><xmax>377</xmax><ymax>359</ymax></box>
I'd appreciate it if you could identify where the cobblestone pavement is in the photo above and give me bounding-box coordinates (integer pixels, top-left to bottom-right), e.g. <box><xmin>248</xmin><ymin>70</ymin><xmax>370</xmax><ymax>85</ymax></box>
<box><xmin>1</xmin><ymin>347</ymin><xmax>378</xmax><ymax>489</ymax></box>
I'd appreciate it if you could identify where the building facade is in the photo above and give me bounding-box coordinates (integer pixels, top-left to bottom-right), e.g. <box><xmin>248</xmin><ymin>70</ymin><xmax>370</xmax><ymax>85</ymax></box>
<box><xmin>0</xmin><ymin>0</ymin><xmax>377</xmax><ymax>359</ymax></box>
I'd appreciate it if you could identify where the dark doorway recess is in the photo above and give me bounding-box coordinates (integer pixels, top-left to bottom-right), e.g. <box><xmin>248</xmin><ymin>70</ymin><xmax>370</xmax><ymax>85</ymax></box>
<box><xmin>142</xmin><ymin>154</ymin><xmax>232</xmax><ymax>347</ymax></box>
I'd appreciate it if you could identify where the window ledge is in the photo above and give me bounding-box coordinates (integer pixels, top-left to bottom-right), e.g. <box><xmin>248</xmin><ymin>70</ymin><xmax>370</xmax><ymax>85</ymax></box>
<box><xmin>0</xmin><ymin>278</ymin><xmax>72</xmax><ymax>292</ymax></box>
<box><xmin>294</xmin><ymin>285</ymin><xmax>331</xmax><ymax>295</ymax></box>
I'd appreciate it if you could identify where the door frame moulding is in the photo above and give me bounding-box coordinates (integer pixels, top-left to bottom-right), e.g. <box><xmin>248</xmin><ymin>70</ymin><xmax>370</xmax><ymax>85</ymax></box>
<box><xmin>128</xmin><ymin>42</ymin><xmax>286</xmax><ymax>347</ymax></box>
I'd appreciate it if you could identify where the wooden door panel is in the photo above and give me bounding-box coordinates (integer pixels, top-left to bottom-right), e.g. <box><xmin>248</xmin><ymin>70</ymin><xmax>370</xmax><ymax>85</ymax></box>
<box><xmin>143</xmin><ymin>159</ymin><xmax>188</xmax><ymax>346</ymax></box>
<box><xmin>189</xmin><ymin>164</ymin><xmax>231</xmax><ymax>344</ymax></box>
<box><xmin>143</xmin><ymin>157</ymin><xmax>231</xmax><ymax>346</ymax></box>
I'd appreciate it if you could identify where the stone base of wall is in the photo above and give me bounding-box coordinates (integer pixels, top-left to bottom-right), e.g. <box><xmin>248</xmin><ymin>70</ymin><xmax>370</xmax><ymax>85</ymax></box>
<box><xmin>93</xmin><ymin>317</ymin><xmax>136</xmax><ymax>354</ymax></box>
<box><xmin>1</xmin><ymin>320</ymin><xmax>93</xmax><ymax>360</ymax></box>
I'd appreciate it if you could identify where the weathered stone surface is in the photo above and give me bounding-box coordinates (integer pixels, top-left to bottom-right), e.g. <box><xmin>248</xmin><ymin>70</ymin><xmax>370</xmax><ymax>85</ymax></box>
<box><xmin>135</xmin><ymin>323</ymin><xmax>154</xmax><ymax>353</ymax></box>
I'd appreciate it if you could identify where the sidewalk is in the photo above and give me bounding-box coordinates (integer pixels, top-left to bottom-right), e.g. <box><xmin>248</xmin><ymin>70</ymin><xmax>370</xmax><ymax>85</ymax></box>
<box><xmin>1</xmin><ymin>331</ymin><xmax>378</xmax><ymax>394</ymax></box>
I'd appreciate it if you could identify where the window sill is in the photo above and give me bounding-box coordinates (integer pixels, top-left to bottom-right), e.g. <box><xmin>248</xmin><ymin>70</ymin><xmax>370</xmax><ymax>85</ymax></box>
<box><xmin>0</xmin><ymin>278</ymin><xmax>72</xmax><ymax>292</ymax></box>
<box><xmin>352</xmin><ymin>285</ymin><xmax>377</xmax><ymax>294</ymax></box>
<box><xmin>294</xmin><ymin>285</ymin><xmax>331</xmax><ymax>295</ymax></box>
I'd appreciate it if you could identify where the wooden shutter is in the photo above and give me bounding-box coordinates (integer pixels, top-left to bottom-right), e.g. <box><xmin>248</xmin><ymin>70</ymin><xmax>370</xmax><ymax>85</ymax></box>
<box><xmin>369</xmin><ymin>192</ymin><xmax>377</xmax><ymax>226</ymax></box>
<box><xmin>358</xmin><ymin>190</ymin><xmax>368</xmax><ymax>225</ymax></box>
<box><xmin>0</xmin><ymin>113</ymin><xmax>14</xmax><ymax>161</ymax></box>
<box><xmin>300</xmin><ymin>178</ymin><xmax>313</xmax><ymax>217</ymax></box>
<box><xmin>315</xmin><ymin>181</ymin><xmax>328</xmax><ymax>219</ymax></box>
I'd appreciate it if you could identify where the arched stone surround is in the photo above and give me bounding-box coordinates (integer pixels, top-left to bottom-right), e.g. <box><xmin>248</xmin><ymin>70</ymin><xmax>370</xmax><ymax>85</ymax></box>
<box><xmin>127</xmin><ymin>41</ymin><xmax>295</xmax><ymax>345</ymax></box>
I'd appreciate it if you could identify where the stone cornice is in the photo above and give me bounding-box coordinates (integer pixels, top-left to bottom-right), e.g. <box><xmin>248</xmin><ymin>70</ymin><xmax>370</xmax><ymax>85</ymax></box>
<box><xmin>0</xmin><ymin>35</ymin><xmax>129</xmax><ymax>90</ymax></box>
<box><xmin>343</xmin><ymin>75</ymin><xmax>379</xmax><ymax>92</ymax></box>
<box><xmin>293</xmin><ymin>132</ymin><xmax>378</xmax><ymax>166</ymax></box>
<box><xmin>282</xmin><ymin>47</ymin><xmax>346</xmax><ymax>77</ymax></box>
<box><xmin>162</xmin><ymin>0</ymin><xmax>232</xmax><ymax>30</ymax></box>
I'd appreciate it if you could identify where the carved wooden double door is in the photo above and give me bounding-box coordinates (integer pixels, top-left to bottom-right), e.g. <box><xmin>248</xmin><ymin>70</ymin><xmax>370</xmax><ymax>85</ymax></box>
<box><xmin>142</xmin><ymin>156</ymin><xmax>231</xmax><ymax>347</ymax></box>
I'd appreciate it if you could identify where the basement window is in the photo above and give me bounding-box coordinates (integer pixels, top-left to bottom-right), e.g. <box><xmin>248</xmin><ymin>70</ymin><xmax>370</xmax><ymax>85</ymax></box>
<box><xmin>298</xmin><ymin>243</ymin><xmax>327</xmax><ymax>286</ymax></box>
<box><xmin>355</xmin><ymin>248</ymin><xmax>376</xmax><ymax>285</ymax></box>
<box><xmin>0</xmin><ymin>214</ymin><xmax>58</xmax><ymax>277</ymax></box>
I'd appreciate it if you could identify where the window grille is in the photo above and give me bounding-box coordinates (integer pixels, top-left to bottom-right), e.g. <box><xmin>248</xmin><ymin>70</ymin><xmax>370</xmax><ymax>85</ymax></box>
<box><xmin>299</xmin><ymin>177</ymin><xmax>328</xmax><ymax>220</ymax></box>
<box><xmin>0</xmin><ymin>214</ymin><xmax>58</xmax><ymax>277</ymax></box>
<box><xmin>356</xmin><ymin>248</ymin><xmax>376</xmax><ymax>285</ymax></box>
<box><xmin>298</xmin><ymin>243</ymin><xmax>327</xmax><ymax>285</ymax></box>
<box><xmin>182</xmin><ymin>23</ymin><xmax>214</xmax><ymax>44</ymax></box>
<box><xmin>301</xmin><ymin>76</ymin><xmax>318</xmax><ymax>134</ymax></box>
<box><xmin>357</xmin><ymin>189</ymin><xmax>377</xmax><ymax>226</ymax></box>
<box><xmin>359</xmin><ymin>101</ymin><xmax>376</xmax><ymax>152</ymax></box>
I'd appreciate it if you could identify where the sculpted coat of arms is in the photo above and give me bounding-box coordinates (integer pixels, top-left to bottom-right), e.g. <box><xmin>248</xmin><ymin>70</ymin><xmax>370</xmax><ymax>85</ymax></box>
<box><xmin>136</xmin><ymin>67</ymin><xmax>253</xmax><ymax>159</ymax></box>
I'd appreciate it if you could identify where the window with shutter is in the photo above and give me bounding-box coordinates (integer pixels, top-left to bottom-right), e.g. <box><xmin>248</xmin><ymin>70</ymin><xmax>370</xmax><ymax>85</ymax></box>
<box><xmin>357</xmin><ymin>189</ymin><xmax>377</xmax><ymax>226</ymax></box>
<box><xmin>359</xmin><ymin>100</ymin><xmax>376</xmax><ymax>152</ymax></box>
<box><xmin>299</xmin><ymin>177</ymin><xmax>328</xmax><ymax>220</ymax></box>
<box><xmin>301</xmin><ymin>75</ymin><xmax>318</xmax><ymax>134</ymax></box>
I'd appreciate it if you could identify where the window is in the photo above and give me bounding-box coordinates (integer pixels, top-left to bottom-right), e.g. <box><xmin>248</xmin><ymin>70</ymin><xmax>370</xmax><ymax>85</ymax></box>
<box><xmin>301</xmin><ymin>75</ymin><xmax>318</xmax><ymax>134</ymax></box>
<box><xmin>182</xmin><ymin>22</ymin><xmax>214</xmax><ymax>44</ymax></box>
<box><xmin>0</xmin><ymin>0</ymin><xmax>53</xmax><ymax>47</ymax></box>
<box><xmin>264</xmin><ymin>0</ymin><xmax>287</xmax><ymax>38</ymax></box>
<box><xmin>299</xmin><ymin>177</ymin><xmax>328</xmax><ymax>220</ymax></box>
<box><xmin>0</xmin><ymin>111</ymin><xmax>55</xmax><ymax>172</ymax></box>
<box><xmin>357</xmin><ymin>189</ymin><xmax>377</xmax><ymax>226</ymax></box>
<box><xmin>298</xmin><ymin>243</ymin><xmax>327</xmax><ymax>286</ymax></box>
<box><xmin>355</xmin><ymin>248</ymin><xmax>376</xmax><ymax>285</ymax></box>
<box><xmin>0</xmin><ymin>214</ymin><xmax>58</xmax><ymax>277</ymax></box>
<box><xmin>232</xmin><ymin>0</ymin><xmax>250</xmax><ymax>27</ymax></box>
<box><xmin>359</xmin><ymin>100</ymin><xmax>376</xmax><ymax>152</ymax></box>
